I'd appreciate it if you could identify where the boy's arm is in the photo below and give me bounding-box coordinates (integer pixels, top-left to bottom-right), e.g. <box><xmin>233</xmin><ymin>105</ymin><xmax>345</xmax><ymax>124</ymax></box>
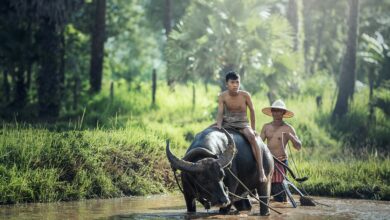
<box><xmin>216</xmin><ymin>94</ymin><xmax>224</xmax><ymax>129</ymax></box>
<box><xmin>260</xmin><ymin>125</ymin><xmax>266</xmax><ymax>141</ymax></box>
<box><xmin>285</xmin><ymin>126</ymin><xmax>302</xmax><ymax>150</ymax></box>
<box><xmin>245</xmin><ymin>92</ymin><xmax>256</xmax><ymax>131</ymax></box>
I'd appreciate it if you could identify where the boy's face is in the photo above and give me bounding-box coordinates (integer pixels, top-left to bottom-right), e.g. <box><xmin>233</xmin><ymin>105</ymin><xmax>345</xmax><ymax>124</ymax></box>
<box><xmin>271</xmin><ymin>108</ymin><xmax>285</xmax><ymax>120</ymax></box>
<box><xmin>226</xmin><ymin>79</ymin><xmax>240</xmax><ymax>93</ymax></box>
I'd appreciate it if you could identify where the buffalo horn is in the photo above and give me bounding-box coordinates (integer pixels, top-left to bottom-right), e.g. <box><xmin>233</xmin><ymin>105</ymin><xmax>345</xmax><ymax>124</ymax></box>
<box><xmin>217</xmin><ymin>128</ymin><xmax>237</xmax><ymax>168</ymax></box>
<box><xmin>166</xmin><ymin>140</ymin><xmax>204</xmax><ymax>172</ymax></box>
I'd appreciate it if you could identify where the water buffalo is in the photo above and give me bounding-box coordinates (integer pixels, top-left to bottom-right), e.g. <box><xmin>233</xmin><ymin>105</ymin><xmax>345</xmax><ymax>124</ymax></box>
<box><xmin>166</xmin><ymin>127</ymin><xmax>274</xmax><ymax>215</ymax></box>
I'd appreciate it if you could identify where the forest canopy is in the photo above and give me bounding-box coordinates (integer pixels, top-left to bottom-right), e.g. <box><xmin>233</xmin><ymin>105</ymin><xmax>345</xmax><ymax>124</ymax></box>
<box><xmin>0</xmin><ymin>0</ymin><xmax>389</xmax><ymax>149</ymax></box>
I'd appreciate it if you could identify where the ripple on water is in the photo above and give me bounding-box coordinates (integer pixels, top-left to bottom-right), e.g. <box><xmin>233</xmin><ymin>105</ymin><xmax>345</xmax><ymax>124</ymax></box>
<box><xmin>0</xmin><ymin>195</ymin><xmax>389</xmax><ymax>220</ymax></box>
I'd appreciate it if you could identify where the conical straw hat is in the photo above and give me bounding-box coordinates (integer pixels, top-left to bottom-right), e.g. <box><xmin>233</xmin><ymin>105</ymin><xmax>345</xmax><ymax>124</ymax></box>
<box><xmin>261</xmin><ymin>99</ymin><xmax>294</xmax><ymax>118</ymax></box>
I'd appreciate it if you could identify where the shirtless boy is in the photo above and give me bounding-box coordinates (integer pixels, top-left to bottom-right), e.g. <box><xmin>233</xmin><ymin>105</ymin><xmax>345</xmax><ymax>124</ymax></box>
<box><xmin>215</xmin><ymin>71</ymin><xmax>267</xmax><ymax>182</ymax></box>
<box><xmin>260</xmin><ymin>99</ymin><xmax>302</xmax><ymax>201</ymax></box>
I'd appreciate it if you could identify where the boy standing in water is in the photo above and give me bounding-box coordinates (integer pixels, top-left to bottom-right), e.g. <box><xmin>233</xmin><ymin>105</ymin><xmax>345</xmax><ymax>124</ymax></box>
<box><xmin>260</xmin><ymin>99</ymin><xmax>302</xmax><ymax>201</ymax></box>
<box><xmin>215</xmin><ymin>71</ymin><xmax>267</xmax><ymax>182</ymax></box>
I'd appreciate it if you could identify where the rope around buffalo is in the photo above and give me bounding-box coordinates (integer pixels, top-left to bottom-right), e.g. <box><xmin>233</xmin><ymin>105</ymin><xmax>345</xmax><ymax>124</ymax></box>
<box><xmin>173</xmin><ymin>168</ymin><xmax>284</xmax><ymax>214</ymax></box>
<box><xmin>226</xmin><ymin>168</ymin><xmax>282</xmax><ymax>215</ymax></box>
<box><xmin>174</xmin><ymin>169</ymin><xmax>215</xmax><ymax>209</ymax></box>
<box><xmin>174</xmin><ymin>168</ymin><xmax>285</xmax><ymax>198</ymax></box>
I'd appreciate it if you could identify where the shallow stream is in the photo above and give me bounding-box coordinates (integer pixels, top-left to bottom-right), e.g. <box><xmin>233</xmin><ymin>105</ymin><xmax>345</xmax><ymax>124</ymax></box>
<box><xmin>0</xmin><ymin>194</ymin><xmax>389</xmax><ymax>219</ymax></box>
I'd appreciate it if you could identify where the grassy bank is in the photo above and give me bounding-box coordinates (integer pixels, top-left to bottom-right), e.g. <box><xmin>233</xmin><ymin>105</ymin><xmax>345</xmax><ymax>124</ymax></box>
<box><xmin>0</xmin><ymin>83</ymin><xmax>216</xmax><ymax>204</ymax></box>
<box><xmin>297</xmin><ymin>158</ymin><xmax>390</xmax><ymax>200</ymax></box>
<box><xmin>0</xmin><ymin>82</ymin><xmax>389</xmax><ymax>203</ymax></box>
<box><xmin>0</xmin><ymin>124</ymin><xmax>173</xmax><ymax>204</ymax></box>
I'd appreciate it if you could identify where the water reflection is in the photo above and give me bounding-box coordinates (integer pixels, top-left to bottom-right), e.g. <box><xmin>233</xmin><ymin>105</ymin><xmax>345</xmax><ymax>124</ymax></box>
<box><xmin>0</xmin><ymin>194</ymin><xmax>389</xmax><ymax>220</ymax></box>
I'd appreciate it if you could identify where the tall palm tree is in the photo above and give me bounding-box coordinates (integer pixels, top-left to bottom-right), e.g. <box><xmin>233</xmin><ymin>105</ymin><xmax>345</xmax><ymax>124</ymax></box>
<box><xmin>89</xmin><ymin>0</ymin><xmax>106</xmax><ymax>93</ymax></box>
<box><xmin>333</xmin><ymin>0</ymin><xmax>359</xmax><ymax>118</ymax></box>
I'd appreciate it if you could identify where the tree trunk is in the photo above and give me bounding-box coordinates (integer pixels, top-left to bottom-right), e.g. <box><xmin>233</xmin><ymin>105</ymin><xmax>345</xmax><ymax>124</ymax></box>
<box><xmin>89</xmin><ymin>0</ymin><xmax>106</xmax><ymax>93</ymax></box>
<box><xmin>310</xmin><ymin>18</ymin><xmax>325</xmax><ymax>74</ymax></box>
<box><xmin>192</xmin><ymin>83</ymin><xmax>196</xmax><ymax>110</ymax></box>
<box><xmin>204</xmin><ymin>76</ymin><xmax>210</xmax><ymax>93</ymax></box>
<box><xmin>73</xmin><ymin>75</ymin><xmax>80</xmax><ymax>111</ymax></box>
<box><xmin>3</xmin><ymin>70</ymin><xmax>10</xmax><ymax>103</ymax></box>
<box><xmin>26</xmin><ymin>20</ymin><xmax>33</xmax><ymax>91</ymax></box>
<box><xmin>152</xmin><ymin>68</ymin><xmax>157</xmax><ymax>106</ymax></box>
<box><xmin>368</xmin><ymin>66</ymin><xmax>374</xmax><ymax>121</ymax></box>
<box><xmin>267</xmin><ymin>90</ymin><xmax>276</xmax><ymax>105</ymax></box>
<box><xmin>165</xmin><ymin>0</ymin><xmax>174</xmax><ymax>89</ymax></box>
<box><xmin>287</xmin><ymin>0</ymin><xmax>302</xmax><ymax>51</ymax></box>
<box><xmin>37</xmin><ymin>18</ymin><xmax>61</xmax><ymax>118</ymax></box>
<box><xmin>109</xmin><ymin>80</ymin><xmax>114</xmax><ymax>104</ymax></box>
<box><xmin>164</xmin><ymin>0</ymin><xmax>172</xmax><ymax>37</ymax></box>
<box><xmin>13</xmin><ymin>68</ymin><xmax>27</xmax><ymax>108</ymax></box>
<box><xmin>26</xmin><ymin>62</ymin><xmax>32</xmax><ymax>91</ymax></box>
<box><xmin>59</xmin><ymin>29</ymin><xmax>66</xmax><ymax>100</ymax></box>
<box><xmin>302</xmin><ymin>0</ymin><xmax>312</xmax><ymax>74</ymax></box>
<box><xmin>332</xmin><ymin>0</ymin><xmax>359</xmax><ymax>118</ymax></box>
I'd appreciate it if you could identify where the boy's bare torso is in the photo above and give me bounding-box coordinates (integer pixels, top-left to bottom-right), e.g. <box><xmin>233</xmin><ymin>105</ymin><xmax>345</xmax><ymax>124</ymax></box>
<box><xmin>221</xmin><ymin>90</ymin><xmax>248</xmax><ymax>113</ymax></box>
<box><xmin>261</xmin><ymin>122</ymin><xmax>294</xmax><ymax>160</ymax></box>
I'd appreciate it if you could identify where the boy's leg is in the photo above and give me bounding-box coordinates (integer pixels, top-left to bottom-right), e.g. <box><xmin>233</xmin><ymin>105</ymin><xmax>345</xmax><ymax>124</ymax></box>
<box><xmin>281</xmin><ymin>160</ymin><xmax>288</xmax><ymax>202</ymax></box>
<box><xmin>240</xmin><ymin>127</ymin><xmax>267</xmax><ymax>182</ymax></box>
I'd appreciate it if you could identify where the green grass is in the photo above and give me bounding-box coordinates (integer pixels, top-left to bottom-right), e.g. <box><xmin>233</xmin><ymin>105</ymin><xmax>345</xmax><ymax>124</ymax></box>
<box><xmin>0</xmin><ymin>82</ymin><xmax>218</xmax><ymax>204</ymax></box>
<box><xmin>0</xmin><ymin>81</ymin><xmax>389</xmax><ymax>204</ymax></box>
<box><xmin>295</xmin><ymin>157</ymin><xmax>390</xmax><ymax>200</ymax></box>
<box><xmin>0</xmin><ymin>124</ymin><xmax>177</xmax><ymax>204</ymax></box>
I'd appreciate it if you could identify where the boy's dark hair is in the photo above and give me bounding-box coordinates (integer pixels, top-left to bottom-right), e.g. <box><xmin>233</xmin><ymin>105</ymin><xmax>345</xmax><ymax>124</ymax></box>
<box><xmin>225</xmin><ymin>71</ymin><xmax>240</xmax><ymax>82</ymax></box>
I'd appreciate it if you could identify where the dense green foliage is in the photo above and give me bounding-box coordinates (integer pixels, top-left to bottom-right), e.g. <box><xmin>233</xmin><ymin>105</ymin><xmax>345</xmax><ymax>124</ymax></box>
<box><xmin>1</xmin><ymin>83</ymin><xmax>389</xmax><ymax>203</ymax></box>
<box><xmin>166</xmin><ymin>0</ymin><xmax>300</xmax><ymax>95</ymax></box>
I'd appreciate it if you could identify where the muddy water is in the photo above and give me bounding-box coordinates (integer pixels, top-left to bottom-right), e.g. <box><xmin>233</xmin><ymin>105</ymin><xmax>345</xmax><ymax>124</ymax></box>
<box><xmin>0</xmin><ymin>194</ymin><xmax>389</xmax><ymax>220</ymax></box>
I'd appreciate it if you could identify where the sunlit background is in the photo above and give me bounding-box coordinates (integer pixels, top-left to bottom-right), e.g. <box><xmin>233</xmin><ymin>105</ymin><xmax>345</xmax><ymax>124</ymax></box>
<box><xmin>0</xmin><ymin>0</ymin><xmax>389</xmax><ymax>206</ymax></box>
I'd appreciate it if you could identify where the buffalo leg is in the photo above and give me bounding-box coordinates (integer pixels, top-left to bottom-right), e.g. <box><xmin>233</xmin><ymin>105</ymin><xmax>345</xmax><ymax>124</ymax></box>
<box><xmin>234</xmin><ymin>198</ymin><xmax>252</xmax><ymax>211</ymax></box>
<box><xmin>183</xmin><ymin>192</ymin><xmax>196</xmax><ymax>212</ymax></box>
<box><xmin>257</xmin><ymin>181</ymin><xmax>271</xmax><ymax>216</ymax></box>
<box><xmin>182</xmin><ymin>177</ymin><xmax>196</xmax><ymax>212</ymax></box>
<box><xmin>224</xmin><ymin>169</ymin><xmax>242</xmax><ymax>212</ymax></box>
